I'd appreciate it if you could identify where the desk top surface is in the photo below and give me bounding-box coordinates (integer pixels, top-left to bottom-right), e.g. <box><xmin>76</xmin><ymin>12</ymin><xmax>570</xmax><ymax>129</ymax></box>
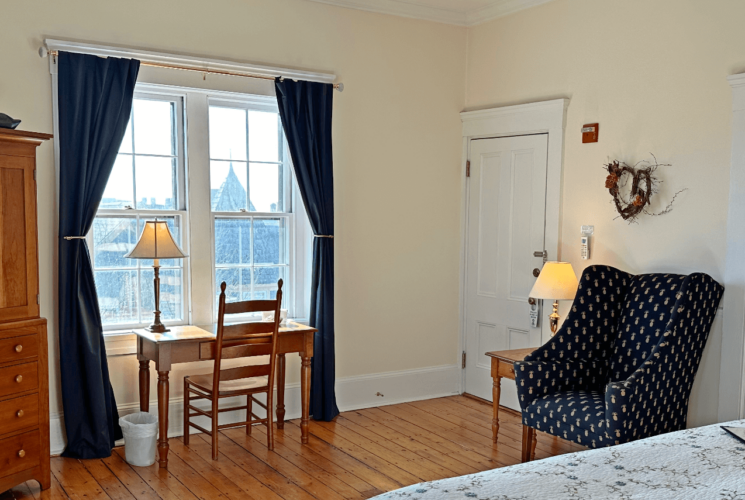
<box><xmin>486</xmin><ymin>347</ymin><xmax>537</xmax><ymax>363</ymax></box>
<box><xmin>133</xmin><ymin>321</ymin><xmax>316</xmax><ymax>343</ymax></box>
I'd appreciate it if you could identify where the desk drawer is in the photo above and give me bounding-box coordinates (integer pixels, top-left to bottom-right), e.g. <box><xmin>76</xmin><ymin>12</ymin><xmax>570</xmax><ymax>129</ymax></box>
<box><xmin>0</xmin><ymin>429</ymin><xmax>40</xmax><ymax>477</ymax></box>
<box><xmin>0</xmin><ymin>362</ymin><xmax>37</xmax><ymax>398</ymax></box>
<box><xmin>0</xmin><ymin>394</ymin><xmax>38</xmax><ymax>436</ymax></box>
<box><xmin>498</xmin><ymin>362</ymin><xmax>516</xmax><ymax>379</ymax></box>
<box><xmin>0</xmin><ymin>334</ymin><xmax>38</xmax><ymax>365</ymax></box>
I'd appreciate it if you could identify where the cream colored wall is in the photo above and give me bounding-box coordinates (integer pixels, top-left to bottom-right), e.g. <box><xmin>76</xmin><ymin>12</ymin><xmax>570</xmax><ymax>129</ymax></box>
<box><xmin>466</xmin><ymin>0</ymin><xmax>745</xmax><ymax>426</ymax></box>
<box><xmin>2</xmin><ymin>0</ymin><xmax>466</xmax><ymax>417</ymax></box>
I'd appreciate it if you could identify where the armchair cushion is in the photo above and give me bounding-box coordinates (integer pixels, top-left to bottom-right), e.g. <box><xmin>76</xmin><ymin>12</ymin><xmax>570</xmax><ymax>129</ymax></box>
<box><xmin>523</xmin><ymin>390</ymin><xmax>610</xmax><ymax>447</ymax></box>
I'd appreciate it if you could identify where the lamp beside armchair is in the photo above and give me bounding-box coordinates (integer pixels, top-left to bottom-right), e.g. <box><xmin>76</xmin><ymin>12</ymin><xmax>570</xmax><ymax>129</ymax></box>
<box><xmin>515</xmin><ymin>265</ymin><xmax>723</xmax><ymax>462</ymax></box>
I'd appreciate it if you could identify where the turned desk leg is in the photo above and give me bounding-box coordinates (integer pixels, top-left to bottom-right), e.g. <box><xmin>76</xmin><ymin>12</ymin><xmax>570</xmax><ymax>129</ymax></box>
<box><xmin>139</xmin><ymin>360</ymin><xmax>150</xmax><ymax>413</ymax></box>
<box><xmin>300</xmin><ymin>355</ymin><xmax>311</xmax><ymax>444</ymax></box>
<box><xmin>492</xmin><ymin>374</ymin><xmax>501</xmax><ymax>443</ymax></box>
<box><xmin>276</xmin><ymin>354</ymin><xmax>286</xmax><ymax>429</ymax></box>
<box><xmin>157</xmin><ymin>370</ymin><xmax>170</xmax><ymax>468</ymax></box>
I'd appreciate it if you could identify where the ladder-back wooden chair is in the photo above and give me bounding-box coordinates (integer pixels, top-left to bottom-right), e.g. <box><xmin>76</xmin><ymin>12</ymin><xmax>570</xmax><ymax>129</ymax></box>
<box><xmin>184</xmin><ymin>279</ymin><xmax>283</xmax><ymax>459</ymax></box>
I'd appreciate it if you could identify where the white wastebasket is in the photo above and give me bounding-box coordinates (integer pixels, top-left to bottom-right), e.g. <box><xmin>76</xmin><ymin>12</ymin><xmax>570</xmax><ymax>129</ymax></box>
<box><xmin>119</xmin><ymin>412</ymin><xmax>158</xmax><ymax>467</ymax></box>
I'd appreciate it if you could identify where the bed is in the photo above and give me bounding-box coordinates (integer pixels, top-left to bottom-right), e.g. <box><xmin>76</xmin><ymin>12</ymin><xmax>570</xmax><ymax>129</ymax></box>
<box><xmin>373</xmin><ymin>420</ymin><xmax>745</xmax><ymax>499</ymax></box>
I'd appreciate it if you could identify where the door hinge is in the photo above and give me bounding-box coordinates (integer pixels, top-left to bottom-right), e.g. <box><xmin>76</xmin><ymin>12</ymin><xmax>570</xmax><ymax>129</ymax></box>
<box><xmin>466</xmin><ymin>160</ymin><xmax>471</xmax><ymax>178</ymax></box>
<box><xmin>462</xmin><ymin>351</ymin><xmax>466</xmax><ymax>369</ymax></box>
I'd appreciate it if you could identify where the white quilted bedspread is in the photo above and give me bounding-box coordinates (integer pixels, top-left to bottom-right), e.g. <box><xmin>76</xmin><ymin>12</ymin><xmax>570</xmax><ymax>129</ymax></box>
<box><xmin>373</xmin><ymin>420</ymin><xmax>745</xmax><ymax>500</ymax></box>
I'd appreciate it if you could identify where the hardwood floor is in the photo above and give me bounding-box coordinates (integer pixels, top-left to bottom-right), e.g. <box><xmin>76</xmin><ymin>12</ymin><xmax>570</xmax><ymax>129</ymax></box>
<box><xmin>1</xmin><ymin>396</ymin><xmax>584</xmax><ymax>500</ymax></box>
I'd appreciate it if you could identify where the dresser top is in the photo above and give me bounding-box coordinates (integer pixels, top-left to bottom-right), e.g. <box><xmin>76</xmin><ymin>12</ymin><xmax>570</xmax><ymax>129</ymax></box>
<box><xmin>0</xmin><ymin>129</ymin><xmax>53</xmax><ymax>143</ymax></box>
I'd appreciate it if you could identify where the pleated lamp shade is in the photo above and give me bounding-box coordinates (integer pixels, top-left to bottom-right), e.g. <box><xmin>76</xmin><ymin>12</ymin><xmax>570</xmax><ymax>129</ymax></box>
<box><xmin>529</xmin><ymin>262</ymin><xmax>578</xmax><ymax>300</ymax></box>
<box><xmin>124</xmin><ymin>220</ymin><xmax>187</xmax><ymax>260</ymax></box>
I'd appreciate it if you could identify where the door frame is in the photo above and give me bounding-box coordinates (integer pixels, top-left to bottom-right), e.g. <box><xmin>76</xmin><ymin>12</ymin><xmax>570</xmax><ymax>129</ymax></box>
<box><xmin>458</xmin><ymin>98</ymin><xmax>569</xmax><ymax>394</ymax></box>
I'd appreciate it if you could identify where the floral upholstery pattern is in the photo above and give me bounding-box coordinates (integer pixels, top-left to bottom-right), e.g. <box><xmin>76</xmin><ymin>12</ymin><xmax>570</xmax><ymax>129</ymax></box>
<box><xmin>515</xmin><ymin>265</ymin><xmax>723</xmax><ymax>448</ymax></box>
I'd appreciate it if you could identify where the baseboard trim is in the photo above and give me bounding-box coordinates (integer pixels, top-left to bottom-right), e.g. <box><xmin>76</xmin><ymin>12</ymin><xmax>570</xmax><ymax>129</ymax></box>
<box><xmin>50</xmin><ymin>364</ymin><xmax>460</xmax><ymax>455</ymax></box>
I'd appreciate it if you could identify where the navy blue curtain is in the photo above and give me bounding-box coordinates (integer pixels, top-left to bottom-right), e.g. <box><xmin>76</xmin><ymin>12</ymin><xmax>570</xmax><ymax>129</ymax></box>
<box><xmin>58</xmin><ymin>51</ymin><xmax>140</xmax><ymax>458</ymax></box>
<box><xmin>275</xmin><ymin>78</ymin><xmax>339</xmax><ymax>421</ymax></box>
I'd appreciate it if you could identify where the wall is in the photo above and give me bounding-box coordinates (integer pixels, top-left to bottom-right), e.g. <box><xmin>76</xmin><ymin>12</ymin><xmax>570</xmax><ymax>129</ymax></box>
<box><xmin>466</xmin><ymin>0</ymin><xmax>745</xmax><ymax>426</ymax></box>
<box><xmin>1</xmin><ymin>0</ymin><xmax>467</xmax><ymax>439</ymax></box>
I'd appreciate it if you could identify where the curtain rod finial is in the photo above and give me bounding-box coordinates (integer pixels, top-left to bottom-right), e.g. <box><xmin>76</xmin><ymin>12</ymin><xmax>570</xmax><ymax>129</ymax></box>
<box><xmin>39</xmin><ymin>46</ymin><xmax>49</xmax><ymax>58</ymax></box>
<box><xmin>335</xmin><ymin>83</ymin><xmax>344</xmax><ymax>92</ymax></box>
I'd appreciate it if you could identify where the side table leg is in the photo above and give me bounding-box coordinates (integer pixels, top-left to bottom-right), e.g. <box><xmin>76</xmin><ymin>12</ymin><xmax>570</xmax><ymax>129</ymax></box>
<box><xmin>139</xmin><ymin>360</ymin><xmax>150</xmax><ymax>413</ymax></box>
<box><xmin>276</xmin><ymin>354</ymin><xmax>286</xmax><ymax>429</ymax></box>
<box><xmin>300</xmin><ymin>355</ymin><xmax>311</xmax><ymax>444</ymax></box>
<box><xmin>492</xmin><ymin>375</ymin><xmax>501</xmax><ymax>443</ymax></box>
<box><xmin>157</xmin><ymin>370</ymin><xmax>170</xmax><ymax>468</ymax></box>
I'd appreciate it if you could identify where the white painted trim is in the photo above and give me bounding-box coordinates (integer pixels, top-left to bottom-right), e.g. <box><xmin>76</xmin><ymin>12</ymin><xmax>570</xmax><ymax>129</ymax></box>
<box><xmin>49</xmin><ymin>364</ymin><xmax>460</xmax><ymax>455</ymax></box>
<box><xmin>43</xmin><ymin>39</ymin><xmax>336</xmax><ymax>84</ymax></box>
<box><xmin>720</xmin><ymin>73</ymin><xmax>745</xmax><ymax>422</ymax></box>
<box><xmin>459</xmin><ymin>98</ymin><xmax>568</xmax><ymax>394</ymax></box>
<box><xmin>302</xmin><ymin>0</ymin><xmax>558</xmax><ymax>26</ymax></box>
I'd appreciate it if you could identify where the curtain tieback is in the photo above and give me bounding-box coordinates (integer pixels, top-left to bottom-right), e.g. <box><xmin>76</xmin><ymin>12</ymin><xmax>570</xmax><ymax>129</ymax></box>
<box><xmin>314</xmin><ymin>235</ymin><xmax>334</xmax><ymax>238</ymax></box>
<box><xmin>63</xmin><ymin>236</ymin><xmax>86</xmax><ymax>240</ymax></box>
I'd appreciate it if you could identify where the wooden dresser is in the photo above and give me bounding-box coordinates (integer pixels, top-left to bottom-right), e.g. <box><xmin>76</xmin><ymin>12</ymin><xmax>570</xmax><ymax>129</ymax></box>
<box><xmin>0</xmin><ymin>129</ymin><xmax>52</xmax><ymax>491</ymax></box>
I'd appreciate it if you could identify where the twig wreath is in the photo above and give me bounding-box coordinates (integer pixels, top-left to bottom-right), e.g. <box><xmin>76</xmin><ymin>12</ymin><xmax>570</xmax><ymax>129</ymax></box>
<box><xmin>603</xmin><ymin>154</ymin><xmax>687</xmax><ymax>223</ymax></box>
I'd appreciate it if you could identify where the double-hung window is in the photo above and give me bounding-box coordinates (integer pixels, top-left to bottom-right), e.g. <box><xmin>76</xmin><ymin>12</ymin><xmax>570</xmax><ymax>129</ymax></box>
<box><xmin>90</xmin><ymin>92</ymin><xmax>188</xmax><ymax>329</ymax></box>
<box><xmin>209</xmin><ymin>98</ymin><xmax>291</xmax><ymax>309</ymax></box>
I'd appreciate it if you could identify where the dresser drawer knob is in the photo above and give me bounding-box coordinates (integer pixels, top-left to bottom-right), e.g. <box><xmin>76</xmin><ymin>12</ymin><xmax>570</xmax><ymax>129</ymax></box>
<box><xmin>14</xmin><ymin>345</ymin><xmax>22</xmax><ymax>353</ymax></box>
<box><xmin>15</xmin><ymin>375</ymin><xmax>22</xmax><ymax>383</ymax></box>
<box><xmin>16</xmin><ymin>410</ymin><xmax>24</xmax><ymax>418</ymax></box>
<box><xmin>17</xmin><ymin>450</ymin><xmax>25</xmax><ymax>458</ymax></box>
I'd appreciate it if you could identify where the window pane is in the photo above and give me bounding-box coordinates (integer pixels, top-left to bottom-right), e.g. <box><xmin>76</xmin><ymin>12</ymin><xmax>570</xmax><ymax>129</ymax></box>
<box><xmin>137</xmin><ymin>217</ymin><xmax>183</xmax><ymax>268</ymax></box>
<box><xmin>253</xmin><ymin>218</ymin><xmax>287</xmax><ymax>265</ymax></box>
<box><xmin>101</xmin><ymin>155</ymin><xmax>134</xmax><ymax>209</ymax></box>
<box><xmin>133</xmin><ymin>99</ymin><xmax>174</xmax><ymax>156</ymax></box>
<box><xmin>119</xmin><ymin>116</ymin><xmax>133</xmax><ymax>154</ymax></box>
<box><xmin>249</xmin><ymin>163</ymin><xmax>282</xmax><ymax>212</ymax></box>
<box><xmin>253</xmin><ymin>267</ymin><xmax>287</xmax><ymax>301</ymax></box>
<box><xmin>216</xmin><ymin>268</ymin><xmax>250</xmax><ymax>304</ymax></box>
<box><xmin>95</xmin><ymin>270</ymin><xmax>138</xmax><ymax>324</ymax></box>
<box><xmin>135</xmin><ymin>156</ymin><xmax>176</xmax><ymax>210</ymax></box>
<box><xmin>92</xmin><ymin>217</ymin><xmax>137</xmax><ymax>268</ymax></box>
<box><xmin>141</xmin><ymin>269</ymin><xmax>183</xmax><ymax>321</ymax></box>
<box><xmin>211</xmin><ymin>161</ymin><xmax>247</xmax><ymax>211</ymax></box>
<box><xmin>248</xmin><ymin>111</ymin><xmax>280</xmax><ymax>163</ymax></box>
<box><xmin>215</xmin><ymin>218</ymin><xmax>251</xmax><ymax>265</ymax></box>
<box><xmin>209</xmin><ymin>107</ymin><xmax>247</xmax><ymax>161</ymax></box>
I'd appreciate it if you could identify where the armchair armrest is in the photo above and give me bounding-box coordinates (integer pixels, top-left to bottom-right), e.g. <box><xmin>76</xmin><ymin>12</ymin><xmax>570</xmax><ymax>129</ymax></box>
<box><xmin>515</xmin><ymin>358</ymin><xmax>608</xmax><ymax>408</ymax></box>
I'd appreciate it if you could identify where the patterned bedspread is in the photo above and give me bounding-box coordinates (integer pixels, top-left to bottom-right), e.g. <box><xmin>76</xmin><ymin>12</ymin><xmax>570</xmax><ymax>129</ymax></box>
<box><xmin>373</xmin><ymin>420</ymin><xmax>745</xmax><ymax>500</ymax></box>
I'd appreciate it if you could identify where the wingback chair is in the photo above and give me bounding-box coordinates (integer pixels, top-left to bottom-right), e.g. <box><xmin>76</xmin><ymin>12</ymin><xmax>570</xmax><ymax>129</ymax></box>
<box><xmin>514</xmin><ymin>265</ymin><xmax>723</xmax><ymax>462</ymax></box>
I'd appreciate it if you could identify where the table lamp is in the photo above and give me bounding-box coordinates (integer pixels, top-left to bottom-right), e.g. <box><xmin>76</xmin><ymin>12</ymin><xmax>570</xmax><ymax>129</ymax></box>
<box><xmin>124</xmin><ymin>219</ymin><xmax>187</xmax><ymax>333</ymax></box>
<box><xmin>529</xmin><ymin>261</ymin><xmax>578</xmax><ymax>335</ymax></box>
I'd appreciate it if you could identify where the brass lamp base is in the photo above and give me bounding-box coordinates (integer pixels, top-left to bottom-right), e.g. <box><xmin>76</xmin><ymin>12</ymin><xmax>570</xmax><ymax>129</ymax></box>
<box><xmin>146</xmin><ymin>264</ymin><xmax>170</xmax><ymax>333</ymax></box>
<box><xmin>549</xmin><ymin>299</ymin><xmax>560</xmax><ymax>336</ymax></box>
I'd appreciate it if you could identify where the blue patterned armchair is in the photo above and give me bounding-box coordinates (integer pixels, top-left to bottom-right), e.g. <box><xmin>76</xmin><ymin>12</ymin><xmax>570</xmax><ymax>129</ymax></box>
<box><xmin>514</xmin><ymin>265</ymin><xmax>723</xmax><ymax>461</ymax></box>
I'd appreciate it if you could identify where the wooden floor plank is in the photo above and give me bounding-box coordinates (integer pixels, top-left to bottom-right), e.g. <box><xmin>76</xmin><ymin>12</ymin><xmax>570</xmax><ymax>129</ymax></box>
<box><xmin>43</xmin><ymin>396</ymin><xmax>590</xmax><ymax>500</ymax></box>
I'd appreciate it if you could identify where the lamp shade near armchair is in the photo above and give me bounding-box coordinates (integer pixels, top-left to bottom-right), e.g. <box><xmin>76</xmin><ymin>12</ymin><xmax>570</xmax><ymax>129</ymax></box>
<box><xmin>529</xmin><ymin>262</ymin><xmax>579</xmax><ymax>334</ymax></box>
<box><xmin>514</xmin><ymin>265</ymin><xmax>723</xmax><ymax>461</ymax></box>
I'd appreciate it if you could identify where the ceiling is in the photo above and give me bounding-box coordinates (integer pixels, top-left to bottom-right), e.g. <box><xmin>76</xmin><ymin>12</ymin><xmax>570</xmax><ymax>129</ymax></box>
<box><xmin>303</xmin><ymin>0</ymin><xmax>556</xmax><ymax>26</ymax></box>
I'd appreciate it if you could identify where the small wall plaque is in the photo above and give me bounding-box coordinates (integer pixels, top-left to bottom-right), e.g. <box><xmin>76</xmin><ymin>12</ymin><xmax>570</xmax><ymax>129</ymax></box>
<box><xmin>582</xmin><ymin>123</ymin><xmax>599</xmax><ymax>143</ymax></box>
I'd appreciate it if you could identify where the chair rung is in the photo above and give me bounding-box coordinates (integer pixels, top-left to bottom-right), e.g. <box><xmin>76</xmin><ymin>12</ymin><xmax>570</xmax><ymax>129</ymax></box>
<box><xmin>189</xmin><ymin>422</ymin><xmax>212</xmax><ymax>436</ymax></box>
<box><xmin>188</xmin><ymin>406</ymin><xmax>212</xmax><ymax>418</ymax></box>
<box><xmin>218</xmin><ymin>405</ymin><xmax>250</xmax><ymax>413</ymax></box>
<box><xmin>251</xmin><ymin>397</ymin><xmax>268</xmax><ymax>410</ymax></box>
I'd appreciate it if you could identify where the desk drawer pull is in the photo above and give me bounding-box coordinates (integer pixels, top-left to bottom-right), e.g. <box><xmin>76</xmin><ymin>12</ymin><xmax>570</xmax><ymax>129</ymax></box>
<box><xmin>14</xmin><ymin>345</ymin><xmax>22</xmax><ymax>353</ymax></box>
<box><xmin>16</xmin><ymin>410</ymin><xmax>23</xmax><ymax>418</ymax></box>
<box><xmin>17</xmin><ymin>449</ymin><xmax>25</xmax><ymax>458</ymax></box>
<box><xmin>14</xmin><ymin>375</ymin><xmax>22</xmax><ymax>383</ymax></box>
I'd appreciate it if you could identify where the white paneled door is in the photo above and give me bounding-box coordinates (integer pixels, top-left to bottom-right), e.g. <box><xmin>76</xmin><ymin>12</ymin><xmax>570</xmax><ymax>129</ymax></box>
<box><xmin>464</xmin><ymin>134</ymin><xmax>549</xmax><ymax>409</ymax></box>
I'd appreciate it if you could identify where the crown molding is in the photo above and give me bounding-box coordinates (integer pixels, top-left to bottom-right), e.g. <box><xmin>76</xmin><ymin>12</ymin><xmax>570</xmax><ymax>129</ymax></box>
<box><xmin>303</xmin><ymin>0</ymin><xmax>557</xmax><ymax>26</ymax></box>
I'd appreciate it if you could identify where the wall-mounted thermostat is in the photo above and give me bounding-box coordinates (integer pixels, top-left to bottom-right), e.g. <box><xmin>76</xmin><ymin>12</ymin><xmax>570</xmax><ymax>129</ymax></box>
<box><xmin>582</xmin><ymin>123</ymin><xmax>599</xmax><ymax>143</ymax></box>
<box><xmin>581</xmin><ymin>225</ymin><xmax>594</xmax><ymax>260</ymax></box>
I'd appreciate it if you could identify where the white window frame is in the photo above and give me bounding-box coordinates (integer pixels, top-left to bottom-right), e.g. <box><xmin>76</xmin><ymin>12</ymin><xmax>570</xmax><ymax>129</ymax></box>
<box><xmin>90</xmin><ymin>89</ymin><xmax>191</xmax><ymax>332</ymax></box>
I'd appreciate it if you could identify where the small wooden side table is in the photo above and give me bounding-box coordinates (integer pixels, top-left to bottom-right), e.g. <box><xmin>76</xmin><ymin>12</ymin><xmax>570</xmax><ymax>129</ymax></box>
<box><xmin>486</xmin><ymin>348</ymin><xmax>537</xmax><ymax>453</ymax></box>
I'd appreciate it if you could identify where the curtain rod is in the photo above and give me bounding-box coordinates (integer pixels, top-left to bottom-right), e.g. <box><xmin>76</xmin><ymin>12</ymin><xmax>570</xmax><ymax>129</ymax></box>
<box><xmin>40</xmin><ymin>48</ymin><xmax>344</xmax><ymax>92</ymax></box>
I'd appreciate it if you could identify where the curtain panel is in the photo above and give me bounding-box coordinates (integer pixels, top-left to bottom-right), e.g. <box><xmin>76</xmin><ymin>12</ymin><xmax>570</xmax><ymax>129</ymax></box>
<box><xmin>275</xmin><ymin>78</ymin><xmax>339</xmax><ymax>421</ymax></box>
<box><xmin>58</xmin><ymin>51</ymin><xmax>140</xmax><ymax>458</ymax></box>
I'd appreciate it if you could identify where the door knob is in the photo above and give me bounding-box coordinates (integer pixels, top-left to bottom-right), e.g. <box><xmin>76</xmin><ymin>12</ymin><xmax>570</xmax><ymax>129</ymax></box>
<box><xmin>528</xmin><ymin>297</ymin><xmax>536</xmax><ymax>305</ymax></box>
<box><xmin>533</xmin><ymin>268</ymin><xmax>541</xmax><ymax>277</ymax></box>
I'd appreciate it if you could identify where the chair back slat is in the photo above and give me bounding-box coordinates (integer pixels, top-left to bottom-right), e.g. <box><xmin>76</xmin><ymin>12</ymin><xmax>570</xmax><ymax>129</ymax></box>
<box><xmin>223</xmin><ymin>321</ymin><xmax>277</xmax><ymax>339</ymax></box>
<box><xmin>213</xmin><ymin>280</ymin><xmax>283</xmax><ymax>397</ymax></box>
<box><xmin>219</xmin><ymin>364</ymin><xmax>272</xmax><ymax>382</ymax></box>
<box><xmin>224</xmin><ymin>300</ymin><xmax>279</xmax><ymax>315</ymax></box>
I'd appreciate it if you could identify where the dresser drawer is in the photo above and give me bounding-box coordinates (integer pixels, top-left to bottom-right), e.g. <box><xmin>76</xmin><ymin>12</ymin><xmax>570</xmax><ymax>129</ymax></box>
<box><xmin>0</xmin><ymin>394</ymin><xmax>38</xmax><ymax>436</ymax></box>
<box><xmin>0</xmin><ymin>429</ymin><xmax>40</xmax><ymax>477</ymax></box>
<box><xmin>0</xmin><ymin>334</ymin><xmax>38</xmax><ymax>365</ymax></box>
<box><xmin>0</xmin><ymin>362</ymin><xmax>37</xmax><ymax>398</ymax></box>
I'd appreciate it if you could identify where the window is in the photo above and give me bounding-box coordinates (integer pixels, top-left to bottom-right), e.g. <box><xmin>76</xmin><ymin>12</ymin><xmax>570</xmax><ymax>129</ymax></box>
<box><xmin>90</xmin><ymin>93</ymin><xmax>188</xmax><ymax>328</ymax></box>
<box><xmin>209</xmin><ymin>100</ymin><xmax>291</xmax><ymax>308</ymax></box>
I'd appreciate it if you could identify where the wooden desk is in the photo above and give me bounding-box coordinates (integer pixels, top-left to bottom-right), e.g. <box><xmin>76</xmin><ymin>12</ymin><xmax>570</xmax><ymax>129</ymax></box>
<box><xmin>134</xmin><ymin>321</ymin><xmax>316</xmax><ymax>468</ymax></box>
<box><xmin>486</xmin><ymin>348</ymin><xmax>536</xmax><ymax>446</ymax></box>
